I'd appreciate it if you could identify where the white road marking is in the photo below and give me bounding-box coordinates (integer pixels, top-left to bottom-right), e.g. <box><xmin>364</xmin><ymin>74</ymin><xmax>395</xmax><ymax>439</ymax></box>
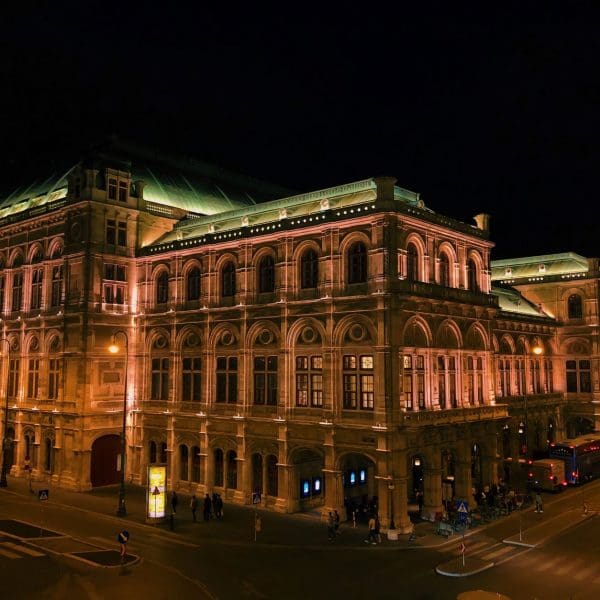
<box><xmin>480</xmin><ymin>545</ymin><xmax>514</xmax><ymax>560</ymax></box>
<box><xmin>535</xmin><ymin>555</ymin><xmax>562</xmax><ymax>572</ymax></box>
<box><xmin>2</xmin><ymin>542</ymin><xmax>45</xmax><ymax>557</ymax></box>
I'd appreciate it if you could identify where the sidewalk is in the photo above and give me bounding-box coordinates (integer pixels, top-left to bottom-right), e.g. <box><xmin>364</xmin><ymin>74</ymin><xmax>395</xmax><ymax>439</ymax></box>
<box><xmin>1</xmin><ymin>475</ymin><xmax>452</xmax><ymax>551</ymax></box>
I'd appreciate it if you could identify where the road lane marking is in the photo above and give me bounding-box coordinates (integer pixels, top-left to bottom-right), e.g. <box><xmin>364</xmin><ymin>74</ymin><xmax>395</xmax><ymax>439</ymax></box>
<box><xmin>555</xmin><ymin>558</ymin><xmax>585</xmax><ymax>577</ymax></box>
<box><xmin>0</xmin><ymin>544</ymin><xmax>22</xmax><ymax>559</ymax></box>
<box><xmin>2</xmin><ymin>542</ymin><xmax>45</xmax><ymax>557</ymax></box>
<box><xmin>574</xmin><ymin>565</ymin><xmax>597</xmax><ymax>581</ymax></box>
<box><xmin>535</xmin><ymin>556</ymin><xmax>561</xmax><ymax>572</ymax></box>
<box><xmin>480</xmin><ymin>545</ymin><xmax>514</xmax><ymax>560</ymax></box>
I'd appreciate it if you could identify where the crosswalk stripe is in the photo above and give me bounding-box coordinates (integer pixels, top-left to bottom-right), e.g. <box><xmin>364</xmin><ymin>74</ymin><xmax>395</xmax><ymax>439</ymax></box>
<box><xmin>555</xmin><ymin>558</ymin><xmax>584</xmax><ymax>577</ymax></box>
<box><xmin>480</xmin><ymin>545</ymin><xmax>514</xmax><ymax>561</ymax></box>
<box><xmin>0</xmin><ymin>545</ymin><xmax>22</xmax><ymax>559</ymax></box>
<box><xmin>535</xmin><ymin>556</ymin><xmax>561</xmax><ymax>572</ymax></box>
<box><xmin>574</xmin><ymin>565</ymin><xmax>597</xmax><ymax>581</ymax></box>
<box><xmin>463</xmin><ymin>541</ymin><xmax>489</xmax><ymax>553</ymax></box>
<box><xmin>2</xmin><ymin>542</ymin><xmax>45</xmax><ymax>557</ymax></box>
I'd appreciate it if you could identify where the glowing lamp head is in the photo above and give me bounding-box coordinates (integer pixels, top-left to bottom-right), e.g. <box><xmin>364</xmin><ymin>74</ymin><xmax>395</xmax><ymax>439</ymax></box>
<box><xmin>108</xmin><ymin>343</ymin><xmax>120</xmax><ymax>354</ymax></box>
<box><xmin>532</xmin><ymin>345</ymin><xmax>543</xmax><ymax>355</ymax></box>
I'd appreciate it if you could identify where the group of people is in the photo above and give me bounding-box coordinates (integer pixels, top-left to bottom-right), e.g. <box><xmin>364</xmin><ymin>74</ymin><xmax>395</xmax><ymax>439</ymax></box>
<box><xmin>171</xmin><ymin>491</ymin><xmax>224</xmax><ymax>523</ymax></box>
<box><xmin>471</xmin><ymin>480</ymin><xmax>543</xmax><ymax>515</ymax></box>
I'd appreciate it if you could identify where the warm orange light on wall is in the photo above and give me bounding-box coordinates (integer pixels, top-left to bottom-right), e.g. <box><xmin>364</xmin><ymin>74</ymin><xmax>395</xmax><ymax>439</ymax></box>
<box><xmin>532</xmin><ymin>345</ymin><xmax>543</xmax><ymax>355</ymax></box>
<box><xmin>108</xmin><ymin>343</ymin><xmax>120</xmax><ymax>354</ymax></box>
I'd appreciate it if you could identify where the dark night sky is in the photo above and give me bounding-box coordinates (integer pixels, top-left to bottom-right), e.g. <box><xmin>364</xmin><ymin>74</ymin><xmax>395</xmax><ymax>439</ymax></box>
<box><xmin>2</xmin><ymin>2</ymin><xmax>599</xmax><ymax>259</ymax></box>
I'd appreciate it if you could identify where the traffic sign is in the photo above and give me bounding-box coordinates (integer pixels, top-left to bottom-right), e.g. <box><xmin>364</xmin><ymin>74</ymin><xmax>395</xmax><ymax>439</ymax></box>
<box><xmin>38</xmin><ymin>489</ymin><xmax>49</xmax><ymax>501</ymax></box>
<box><xmin>456</xmin><ymin>500</ymin><xmax>468</xmax><ymax>513</ymax></box>
<box><xmin>152</xmin><ymin>486</ymin><xmax>160</xmax><ymax>496</ymax></box>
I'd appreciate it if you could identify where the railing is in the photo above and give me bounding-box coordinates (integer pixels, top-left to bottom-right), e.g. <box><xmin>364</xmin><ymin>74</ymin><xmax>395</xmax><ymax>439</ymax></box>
<box><xmin>401</xmin><ymin>404</ymin><xmax>509</xmax><ymax>427</ymax></box>
<box><xmin>395</xmin><ymin>279</ymin><xmax>499</xmax><ymax>307</ymax></box>
<box><xmin>498</xmin><ymin>393</ymin><xmax>565</xmax><ymax>409</ymax></box>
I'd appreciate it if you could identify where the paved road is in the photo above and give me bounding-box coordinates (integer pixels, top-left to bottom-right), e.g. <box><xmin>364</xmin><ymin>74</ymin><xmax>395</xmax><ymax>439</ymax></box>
<box><xmin>0</xmin><ymin>477</ymin><xmax>599</xmax><ymax>599</ymax></box>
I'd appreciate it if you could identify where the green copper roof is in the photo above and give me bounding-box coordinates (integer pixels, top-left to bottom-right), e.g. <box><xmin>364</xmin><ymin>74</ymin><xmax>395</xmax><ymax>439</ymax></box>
<box><xmin>491</xmin><ymin>285</ymin><xmax>551</xmax><ymax>318</ymax></box>
<box><xmin>491</xmin><ymin>252</ymin><xmax>589</xmax><ymax>281</ymax></box>
<box><xmin>0</xmin><ymin>139</ymin><xmax>294</xmax><ymax>219</ymax></box>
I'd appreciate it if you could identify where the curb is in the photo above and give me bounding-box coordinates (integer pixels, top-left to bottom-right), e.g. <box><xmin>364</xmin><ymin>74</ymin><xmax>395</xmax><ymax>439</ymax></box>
<box><xmin>435</xmin><ymin>560</ymin><xmax>495</xmax><ymax>577</ymax></box>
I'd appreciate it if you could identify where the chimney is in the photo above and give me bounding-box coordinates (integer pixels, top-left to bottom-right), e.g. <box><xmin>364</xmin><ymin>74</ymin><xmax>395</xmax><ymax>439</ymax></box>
<box><xmin>473</xmin><ymin>213</ymin><xmax>490</xmax><ymax>232</ymax></box>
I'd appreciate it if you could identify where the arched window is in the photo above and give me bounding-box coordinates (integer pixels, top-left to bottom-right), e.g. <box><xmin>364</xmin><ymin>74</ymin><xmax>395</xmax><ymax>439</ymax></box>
<box><xmin>407</xmin><ymin>243</ymin><xmax>419</xmax><ymax>281</ymax></box>
<box><xmin>160</xmin><ymin>442</ymin><xmax>167</xmax><ymax>464</ymax></box>
<box><xmin>439</xmin><ymin>253</ymin><xmax>450</xmax><ymax>287</ymax></box>
<box><xmin>191</xmin><ymin>446</ymin><xmax>201</xmax><ymax>482</ymax></box>
<box><xmin>214</xmin><ymin>449</ymin><xmax>224</xmax><ymax>487</ymax></box>
<box><xmin>267</xmin><ymin>454</ymin><xmax>278</xmax><ymax>496</ymax></box>
<box><xmin>300</xmin><ymin>249</ymin><xmax>319</xmax><ymax>289</ymax></box>
<box><xmin>222</xmin><ymin>262</ymin><xmax>236</xmax><ymax>297</ymax></box>
<box><xmin>44</xmin><ymin>438</ymin><xmax>53</xmax><ymax>472</ymax></box>
<box><xmin>149</xmin><ymin>441</ymin><xmax>157</xmax><ymax>464</ymax></box>
<box><xmin>568</xmin><ymin>294</ymin><xmax>583</xmax><ymax>319</ymax></box>
<box><xmin>348</xmin><ymin>242</ymin><xmax>367</xmax><ymax>284</ymax></box>
<box><xmin>467</xmin><ymin>258</ymin><xmax>479</xmax><ymax>292</ymax></box>
<box><xmin>179</xmin><ymin>445</ymin><xmax>189</xmax><ymax>480</ymax></box>
<box><xmin>258</xmin><ymin>256</ymin><xmax>275</xmax><ymax>293</ymax></box>
<box><xmin>187</xmin><ymin>267</ymin><xmax>201</xmax><ymax>301</ymax></box>
<box><xmin>227</xmin><ymin>450</ymin><xmax>238</xmax><ymax>489</ymax></box>
<box><xmin>156</xmin><ymin>271</ymin><xmax>169</xmax><ymax>305</ymax></box>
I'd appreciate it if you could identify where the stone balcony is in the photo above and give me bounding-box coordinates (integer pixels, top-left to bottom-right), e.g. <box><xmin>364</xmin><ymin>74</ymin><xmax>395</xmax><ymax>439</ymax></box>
<box><xmin>400</xmin><ymin>404</ymin><xmax>509</xmax><ymax>428</ymax></box>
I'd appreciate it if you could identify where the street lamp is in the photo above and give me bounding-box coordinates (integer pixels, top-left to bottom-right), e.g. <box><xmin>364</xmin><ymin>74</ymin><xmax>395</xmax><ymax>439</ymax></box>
<box><xmin>0</xmin><ymin>338</ymin><xmax>11</xmax><ymax>487</ymax></box>
<box><xmin>108</xmin><ymin>330</ymin><xmax>128</xmax><ymax>517</ymax></box>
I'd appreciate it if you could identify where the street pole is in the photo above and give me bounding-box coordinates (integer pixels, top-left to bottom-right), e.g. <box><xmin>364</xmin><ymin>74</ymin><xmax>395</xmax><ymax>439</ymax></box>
<box><xmin>388</xmin><ymin>480</ymin><xmax>395</xmax><ymax>530</ymax></box>
<box><xmin>109</xmin><ymin>331</ymin><xmax>128</xmax><ymax>517</ymax></box>
<box><xmin>0</xmin><ymin>338</ymin><xmax>11</xmax><ymax>488</ymax></box>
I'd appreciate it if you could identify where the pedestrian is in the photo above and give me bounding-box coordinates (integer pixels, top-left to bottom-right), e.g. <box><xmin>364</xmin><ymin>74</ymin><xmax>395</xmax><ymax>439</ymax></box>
<box><xmin>352</xmin><ymin>507</ymin><xmax>358</xmax><ymax>528</ymax></box>
<box><xmin>535</xmin><ymin>491</ymin><xmax>543</xmax><ymax>513</ymax></box>
<box><xmin>203</xmin><ymin>493</ymin><xmax>212</xmax><ymax>521</ymax></box>
<box><xmin>190</xmin><ymin>494</ymin><xmax>198</xmax><ymax>522</ymax></box>
<box><xmin>212</xmin><ymin>492</ymin><xmax>219</xmax><ymax>519</ymax></box>
<box><xmin>171</xmin><ymin>491</ymin><xmax>178</xmax><ymax>515</ymax></box>
<box><xmin>344</xmin><ymin>497</ymin><xmax>353</xmax><ymax>522</ymax></box>
<box><xmin>333</xmin><ymin>510</ymin><xmax>340</xmax><ymax>536</ymax></box>
<box><xmin>416</xmin><ymin>490</ymin><xmax>424</xmax><ymax>517</ymax></box>
<box><xmin>117</xmin><ymin>530</ymin><xmax>129</xmax><ymax>564</ymax></box>
<box><xmin>364</xmin><ymin>514</ymin><xmax>377</xmax><ymax>545</ymax></box>
<box><xmin>374</xmin><ymin>514</ymin><xmax>381</xmax><ymax>543</ymax></box>
<box><xmin>326</xmin><ymin>512</ymin><xmax>335</xmax><ymax>541</ymax></box>
<box><xmin>215</xmin><ymin>493</ymin><xmax>224</xmax><ymax>520</ymax></box>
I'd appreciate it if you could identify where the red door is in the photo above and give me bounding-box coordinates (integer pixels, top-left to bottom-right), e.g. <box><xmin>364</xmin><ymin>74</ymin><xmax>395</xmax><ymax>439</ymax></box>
<box><xmin>90</xmin><ymin>435</ymin><xmax>120</xmax><ymax>487</ymax></box>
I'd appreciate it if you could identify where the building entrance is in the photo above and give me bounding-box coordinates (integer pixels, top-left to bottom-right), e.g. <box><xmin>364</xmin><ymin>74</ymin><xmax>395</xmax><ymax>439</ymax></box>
<box><xmin>90</xmin><ymin>435</ymin><xmax>121</xmax><ymax>487</ymax></box>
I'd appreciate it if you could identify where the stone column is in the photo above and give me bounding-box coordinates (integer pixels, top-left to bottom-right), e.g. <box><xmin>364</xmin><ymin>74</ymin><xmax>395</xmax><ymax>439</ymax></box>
<box><xmin>422</xmin><ymin>467</ymin><xmax>443</xmax><ymax>521</ymax></box>
<box><xmin>454</xmin><ymin>441</ymin><xmax>473</xmax><ymax>505</ymax></box>
<box><xmin>394</xmin><ymin>477</ymin><xmax>412</xmax><ymax>533</ymax></box>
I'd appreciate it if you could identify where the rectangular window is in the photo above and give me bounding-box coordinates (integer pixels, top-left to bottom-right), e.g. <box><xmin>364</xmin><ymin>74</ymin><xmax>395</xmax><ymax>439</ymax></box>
<box><xmin>545</xmin><ymin>359</ymin><xmax>553</xmax><ymax>393</ymax></box>
<box><xmin>254</xmin><ymin>356</ymin><xmax>278</xmax><ymax>405</ymax></box>
<box><xmin>216</xmin><ymin>357</ymin><xmax>238</xmax><ymax>403</ymax></box>
<box><xmin>0</xmin><ymin>275</ymin><xmax>4</xmax><ymax>312</ymax></box>
<box><xmin>28</xmin><ymin>358</ymin><xmax>40</xmax><ymax>399</ymax></box>
<box><xmin>106</xmin><ymin>220</ymin><xmax>127</xmax><ymax>247</ymax></box>
<box><xmin>343</xmin><ymin>354</ymin><xmax>373</xmax><ymax>410</ymax></box>
<box><xmin>108</xmin><ymin>178</ymin><xmax>117</xmax><ymax>200</ymax></box>
<box><xmin>151</xmin><ymin>358</ymin><xmax>169</xmax><ymax>400</ymax></box>
<box><xmin>48</xmin><ymin>358</ymin><xmax>60</xmax><ymax>399</ymax></box>
<box><xmin>31</xmin><ymin>268</ymin><xmax>43</xmax><ymax>310</ymax></box>
<box><xmin>296</xmin><ymin>355</ymin><xmax>323</xmax><ymax>407</ymax></box>
<box><xmin>182</xmin><ymin>357</ymin><xmax>201</xmax><ymax>402</ymax></box>
<box><xmin>103</xmin><ymin>264</ymin><xmax>127</xmax><ymax>305</ymax></box>
<box><xmin>8</xmin><ymin>359</ymin><xmax>20</xmax><ymax>397</ymax></box>
<box><xmin>566</xmin><ymin>360</ymin><xmax>591</xmax><ymax>393</ymax></box>
<box><xmin>12</xmin><ymin>272</ymin><xmax>23</xmax><ymax>311</ymax></box>
<box><xmin>404</xmin><ymin>354</ymin><xmax>425</xmax><ymax>410</ymax></box>
<box><xmin>118</xmin><ymin>181</ymin><xmax>128</xmax><ymax>202</ymax></box>
<box><xmin>51</xmin><ymin>266</ymin><xmax>63</xmax><ymax>307</ymax></box>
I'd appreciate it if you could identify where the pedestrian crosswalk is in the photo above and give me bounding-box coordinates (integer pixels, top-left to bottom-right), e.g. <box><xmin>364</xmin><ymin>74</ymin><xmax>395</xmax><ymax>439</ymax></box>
<box><xmin>0</xmin><ymin>540</ymin><xmax>46</xmax><ymax>560</ymax></box>
<box><xmin>441</xmin><ymin>538</ymin><xmax>600</xmax><ymax>585</ymax></box>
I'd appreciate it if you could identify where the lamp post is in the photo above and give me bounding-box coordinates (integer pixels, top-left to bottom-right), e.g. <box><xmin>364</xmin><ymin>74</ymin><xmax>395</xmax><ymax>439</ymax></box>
<box><xmin>0</xmin><ymin>338</ymin><xmax>11</xmax><ymax>487</ymax></box>
<box><xmin>109</xmin><ymin>330</ymin><xmax>128</xmax><ymax>516</ymax></box>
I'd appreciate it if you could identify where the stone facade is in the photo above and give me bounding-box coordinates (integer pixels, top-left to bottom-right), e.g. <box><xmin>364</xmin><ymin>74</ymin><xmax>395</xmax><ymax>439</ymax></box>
<box><xmin>0</xmin><ymin>142</ymin><xmax>585</xmax><ymax>529</ymax></box>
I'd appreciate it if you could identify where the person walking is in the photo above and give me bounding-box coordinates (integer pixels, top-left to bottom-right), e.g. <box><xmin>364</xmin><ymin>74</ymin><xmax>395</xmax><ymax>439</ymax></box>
<box><xmin>190</xmin><ymin>494</ymin><xmax>198</xmax><ymax>522</ymax></box>
<box><xmin>374</xmin><ymin>514</ymin><xmax>381</xmax><ymax>544</ymax></box>
<box><xmin>203</xmin><ymin>493</ymin><xmax>212</xmax><ymax>521</ymax></box>
<box><xmin>215</xmin><ymin>493</ymin><xmax>224</xmax><ymax>520</ymax></box>
<box><xmin>333</xmin><ymin>510</ymin><xmax>340</xmax><ymax>536</ymax></box>
<box><xmin>364</xmin><ymin>514</ymin><xmax>377</xmax><ymax>545</ymax></box>
<box><xmin>416</xmin><ymin>490</ymin><xmax>424</xmax><ymax>517</ymax></box>
<box><xmin>535</xmin><ymin>491</ymin><xmax>543</xmax><ymax>513</ymax></box>
<box><xmin>171</xmin><ymin>491</ymin><xmax>178</xmax><ymax>515</ymax></box>
<box><xmin>326</xmin><ymin>512</ymin><xmax>335</xmax><ymax>541</ymax></box>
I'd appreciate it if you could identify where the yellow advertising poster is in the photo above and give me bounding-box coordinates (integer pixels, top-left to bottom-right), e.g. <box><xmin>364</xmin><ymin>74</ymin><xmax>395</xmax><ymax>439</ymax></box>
<box><xmin>147</xmin><ymin>465</ymin><xmax>166</xmax><ymax>519</ymax></box>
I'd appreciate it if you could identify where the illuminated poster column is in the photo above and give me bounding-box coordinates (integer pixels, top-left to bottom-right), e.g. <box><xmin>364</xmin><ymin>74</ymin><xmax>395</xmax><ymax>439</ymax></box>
<box><xmin>147</xmin><ymin>465</ymin><xmax>167</xmax><ymax>522</ymax></box>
